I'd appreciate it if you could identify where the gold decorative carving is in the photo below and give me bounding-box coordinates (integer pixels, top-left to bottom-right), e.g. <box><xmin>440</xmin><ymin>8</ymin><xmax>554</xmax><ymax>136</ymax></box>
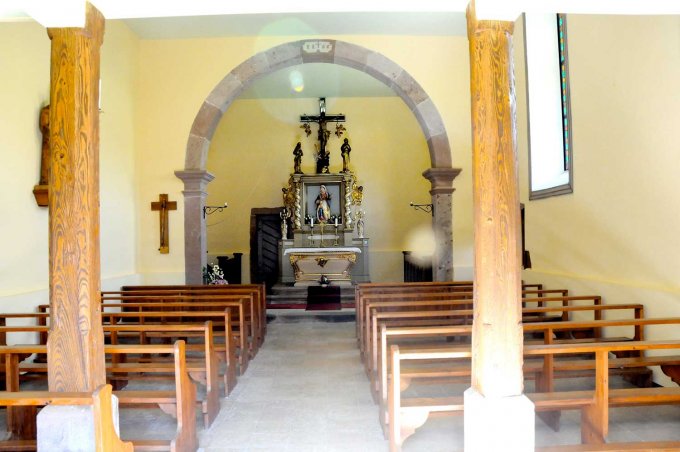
<box><xmin>288</xmin><ymin>251</ymin><xmax>358</xmax><ymax>283</ymax></box>
<box><xmin>351</xmin><ymin>181</ymin><xmax>364</xmax><ymax>206</ymax></box>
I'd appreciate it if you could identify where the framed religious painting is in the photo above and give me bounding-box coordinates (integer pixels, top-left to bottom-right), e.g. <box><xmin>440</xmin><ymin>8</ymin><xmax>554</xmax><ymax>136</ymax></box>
<box><xmin>293</xmin><ymin>173</ymin><xmax>353</xmax><ymax>230</ymax></box>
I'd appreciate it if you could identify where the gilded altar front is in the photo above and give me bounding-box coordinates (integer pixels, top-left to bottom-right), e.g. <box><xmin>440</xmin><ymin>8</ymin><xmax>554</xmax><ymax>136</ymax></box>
<box><xmin>284</xmin><ymin>247</ymin><xmax>361</xmax><ymax>286</ymax></box>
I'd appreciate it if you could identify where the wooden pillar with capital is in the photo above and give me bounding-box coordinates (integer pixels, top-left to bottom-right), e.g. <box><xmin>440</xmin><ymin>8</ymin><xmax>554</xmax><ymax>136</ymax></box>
<box><xmin>464</xmin><ymin>2</ymin><xmax>534</xmax><ymax>450</ymax></box>
<box><xmin>46</xmin><ymin>3</ymin><xmax>106</xmax><ymax>393</ymax></box>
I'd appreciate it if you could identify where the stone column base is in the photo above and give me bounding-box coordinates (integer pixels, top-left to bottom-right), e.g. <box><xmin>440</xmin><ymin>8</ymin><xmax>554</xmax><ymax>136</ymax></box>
<box><xmin>464</xmin><ymin>388</ymin><xmax>535</xmax><ymax>452</ymax></box>
<box><xmin>37</xmin><ymin>395</ymin><xmax>120</xmax><ymax>451</ymax></box>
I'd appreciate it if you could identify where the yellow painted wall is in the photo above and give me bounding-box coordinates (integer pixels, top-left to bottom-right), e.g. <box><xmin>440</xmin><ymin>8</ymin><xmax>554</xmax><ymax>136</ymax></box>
<box><xmin>136</xmin><ymin>35</ymin><xmax>473</xmax><ymax>282</ymax></box>
<box><xmin>0</xmin><ymin>19</ymin><xmax>141</xmax><ymax>314</ymax></box>
<box><xmin>517</xmin><ymin>15</ymin><xmax>680</xmax><ymax>383</ymax></box>
<box><xmin>206</xmin><ymin>97</ymin><xmax>433</xmax><ymax>282</ymax></box>
<box><xmin>0</xmin><ymin>21</ymin><xmax>50</xmax><ymax>298</ymax></box>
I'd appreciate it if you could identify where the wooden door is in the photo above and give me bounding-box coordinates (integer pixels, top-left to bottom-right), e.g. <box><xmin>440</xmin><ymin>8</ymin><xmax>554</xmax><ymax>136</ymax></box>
<box><xmin>250</xmin><ymin>208</ymin><xmax>282</xmax><ymax>289</ymax></box>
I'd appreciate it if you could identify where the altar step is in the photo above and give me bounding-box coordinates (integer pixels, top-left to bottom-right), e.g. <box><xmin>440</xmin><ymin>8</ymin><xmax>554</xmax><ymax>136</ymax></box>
<box><xmin>267</xmin><ymin>283</ymin><xmax>356</xmax><ymax>308</ymax></box>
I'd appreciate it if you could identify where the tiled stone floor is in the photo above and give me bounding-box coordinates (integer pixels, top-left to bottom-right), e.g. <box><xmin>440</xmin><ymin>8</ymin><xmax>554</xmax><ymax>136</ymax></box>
<box><xmin>10</xmin><ymin>312</ymin><xmax>679</xmax><ymax>451</ymax></box>
<box><xmin>197</xmin><ymin>313</ymin><xmax>680</xmax><ymax>450</ymax></box>
<box><xmin>197</xmin><ymin>313</ymin><xmax>387</xmax><ymax>451</ymax></box>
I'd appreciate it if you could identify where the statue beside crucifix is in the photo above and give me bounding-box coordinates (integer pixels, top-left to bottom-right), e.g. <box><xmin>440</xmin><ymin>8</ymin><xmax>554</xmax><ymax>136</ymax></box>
<box><xmin>300</xmin><ymin>98</ymin><xmax>346</xmax><ymax>174</ymax></box>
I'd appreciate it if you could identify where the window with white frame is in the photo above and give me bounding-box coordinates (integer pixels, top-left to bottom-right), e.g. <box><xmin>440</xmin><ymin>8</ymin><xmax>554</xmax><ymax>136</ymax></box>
<box><xmin>524</xmin><ymin>13</ymin><xmax>574</xmax><ymax>199</ymax></box>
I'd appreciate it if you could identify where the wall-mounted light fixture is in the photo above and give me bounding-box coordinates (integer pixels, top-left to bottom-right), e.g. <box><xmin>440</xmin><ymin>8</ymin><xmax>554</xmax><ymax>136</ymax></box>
<box><xmin>203</xmin><ymin>202</ymin><xmax>228</xmax><ymax>219</ymax></box>
<box><xmin>410</xmin><ymin>202</ymin><xmax>434</xmax><ymax>216</ymax></box>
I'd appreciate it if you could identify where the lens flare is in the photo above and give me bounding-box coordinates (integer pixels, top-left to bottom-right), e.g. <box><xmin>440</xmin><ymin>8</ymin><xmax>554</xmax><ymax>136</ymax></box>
<box><xmin>289</xmin><ymin>70</ymin><xmax>304</xmax><ymax>93</ymax></box>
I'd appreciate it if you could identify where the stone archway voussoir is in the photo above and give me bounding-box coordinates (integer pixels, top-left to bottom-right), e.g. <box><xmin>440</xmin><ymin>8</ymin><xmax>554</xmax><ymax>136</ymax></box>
<box><xmin>184</xmin><ymin>134</ymin><xmax>211</xmax><ymax>169</ymax></box>
<box><xmin>333</xmin><ymin>41</ymin><xmax>370</xmax><ymax>71</ymax></box>
<box><xmin>206</xmin><ymin>73</ymin><xmax>244</xmax><ymax>113</ymax></box>
<box><xmin>427</xmin><ymin>134</ymin><xmax>453</xmax><ymax>168</ymax></box>
<box><xmin>264</xmin><ymin>42</ymin><xmax>303</xmax><ymax>72</ymax></box>
<box><xmin>413</xmin><ymin>98</ymin><xmax>446</xmax><ymax>139</ymax></box>
<box><xmin>230</xmin><ymin>52</ymin><xmax>270</xmax><ymax>89</ymax></box>
<box><xmin>364</xmin><ymin>51</ymin><xmax>404</xmax><ymax>88</ymax></box>
<box><xmin>190</xmin><ymin>102</ymin><xmax>224</xmax><ymax>139</ymax></box>
<box><xmin>390</xmin><ymin>71</ymin><xmax>429</xmax><ymax>112</ymax></box>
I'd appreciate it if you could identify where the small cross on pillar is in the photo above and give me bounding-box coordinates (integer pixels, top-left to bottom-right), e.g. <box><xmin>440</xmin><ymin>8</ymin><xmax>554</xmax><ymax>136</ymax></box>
<box><xmin>151</xmin><ymin>194</ymin><xmax>177</xmax><ymax>254</ymax></box>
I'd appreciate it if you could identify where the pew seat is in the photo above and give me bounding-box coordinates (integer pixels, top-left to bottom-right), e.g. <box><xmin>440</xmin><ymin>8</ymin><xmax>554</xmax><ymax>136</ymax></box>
<box><xmin>0</xmin><ymin>385</ymin><xmax>132</xmax><ymax>452</ymax></box>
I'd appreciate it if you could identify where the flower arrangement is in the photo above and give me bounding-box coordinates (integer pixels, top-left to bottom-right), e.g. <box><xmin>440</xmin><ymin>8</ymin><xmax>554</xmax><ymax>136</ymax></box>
<box><xmin>203</xmin><ymin>264</ymin><xmax>228</xmax><ymax>285</ymax></box>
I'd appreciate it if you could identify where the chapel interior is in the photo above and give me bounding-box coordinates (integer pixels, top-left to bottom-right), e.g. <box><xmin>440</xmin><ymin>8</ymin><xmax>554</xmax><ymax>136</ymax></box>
<box><xmin>1</xmin><ymin>2</ymin><xmax>679</xmax><ymax>451</ymax></box>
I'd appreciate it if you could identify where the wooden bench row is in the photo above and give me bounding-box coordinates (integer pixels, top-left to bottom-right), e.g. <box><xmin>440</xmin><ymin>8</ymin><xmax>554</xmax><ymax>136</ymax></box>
<box><xmin>0</xmin><ymin>341</ymin><xmax>197</xmax><ymax>451</ymax></box>
<box><xmin>355</xmin><ymin>282</ymin><xmax>680</xmax><ymax>451</ymax></box>
<box><xmin>389</xmin><ymin>340</ymin><xmax>680</xmax><ymax>451</ymax></box>
<box><xmin>372</xmin><ymin>304</ymin><xmax>649</xmax><ymax>419</ymax></box>
<box><xmin>0</xmin><ymin>283</ymin><xmax>269</xmax><ymax>451</ymax></box>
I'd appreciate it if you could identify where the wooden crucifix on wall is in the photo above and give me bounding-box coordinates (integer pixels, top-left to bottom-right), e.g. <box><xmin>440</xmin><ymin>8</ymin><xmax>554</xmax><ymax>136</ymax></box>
<box><xmin>151</xmin><ymin>194</ymin><xmax>177</xmax><ymax>254</ymax></box>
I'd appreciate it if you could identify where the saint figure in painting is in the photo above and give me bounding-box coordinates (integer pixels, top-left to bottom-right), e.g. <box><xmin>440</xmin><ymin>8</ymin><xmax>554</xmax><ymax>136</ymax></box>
<box><xmin>315</xmin><ymin>185</ymin><xmax>331</xmax><ymax>223</ymax></box>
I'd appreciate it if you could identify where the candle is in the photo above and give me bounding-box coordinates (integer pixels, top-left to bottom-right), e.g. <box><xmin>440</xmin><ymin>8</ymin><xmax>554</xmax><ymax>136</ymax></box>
<box><xmin>310</xmin><ymin>217</ymin><xmax>314</xmax><ymax>227</ymax></box>
<box><xmin>334</xmin><ymin>217</ymin><xmax>338</xmax><ymax>227</ymax></box>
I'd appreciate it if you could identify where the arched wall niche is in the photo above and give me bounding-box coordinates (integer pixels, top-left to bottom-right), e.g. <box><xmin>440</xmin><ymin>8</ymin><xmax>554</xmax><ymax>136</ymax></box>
<box><xmin>176</xmin><ymin>39</ymin><xmax>461</xmax><ymax>284</ymax></box>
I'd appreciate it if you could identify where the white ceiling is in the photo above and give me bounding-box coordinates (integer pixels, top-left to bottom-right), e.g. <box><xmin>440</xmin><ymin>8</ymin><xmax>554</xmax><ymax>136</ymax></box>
<box><xmin>120</xmin><ymin>12</ymin><xmax>467</xmax><ymax>99</ymax></box>
<box><xmin>122</xmin><ymin>12</ymin><xmax>469</xmax><ymax>39</ymax></box>
<box><xmin>3</xmin><ymin>3</ymin><xmax>676</xmax><ymax>100</ymax></box>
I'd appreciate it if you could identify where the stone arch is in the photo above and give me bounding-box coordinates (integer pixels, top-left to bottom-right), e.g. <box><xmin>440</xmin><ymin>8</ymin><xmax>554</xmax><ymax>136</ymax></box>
<box><xmin>176</xmin><ymin>39</ymin><xmax>460</xmax><ymax>284</ymax></box>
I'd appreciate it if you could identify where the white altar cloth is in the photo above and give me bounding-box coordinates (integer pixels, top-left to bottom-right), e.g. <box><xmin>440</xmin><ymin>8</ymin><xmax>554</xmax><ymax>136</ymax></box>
<box><xmin>284</xmin><ymin>247</ymin><xmax>361</xmax><ymax>255</ymax></box>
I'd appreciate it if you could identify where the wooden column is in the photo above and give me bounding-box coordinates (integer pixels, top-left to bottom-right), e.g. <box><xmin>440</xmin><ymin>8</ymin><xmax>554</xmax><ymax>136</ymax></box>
<box><xmin>467</xmin><ymin>3</ymin><xmax>524</xmax><ymax>398</ymax></box>
<box><xmin>47</xmin><ymin>3</ymin><xmax>106</xmax><ymax>392</ymax></box>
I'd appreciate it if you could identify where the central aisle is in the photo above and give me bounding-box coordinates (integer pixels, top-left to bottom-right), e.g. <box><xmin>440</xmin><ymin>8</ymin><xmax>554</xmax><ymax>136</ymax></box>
<box><xmin>199</xmin><ymin>315</ymin><xmax>389</xmax><ymax>451</ymax></box>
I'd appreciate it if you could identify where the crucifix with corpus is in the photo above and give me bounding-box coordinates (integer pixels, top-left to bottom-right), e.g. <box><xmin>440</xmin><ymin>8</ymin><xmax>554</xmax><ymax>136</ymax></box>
<box><xmin>150</xmin><ymin>194</ymin><xmax>177</xmax><ymax>254</ymax></box>
<box><xmin>300</xmin><ymin>97</ymin><xmax>346</xmax><ymax>174</ymax></box>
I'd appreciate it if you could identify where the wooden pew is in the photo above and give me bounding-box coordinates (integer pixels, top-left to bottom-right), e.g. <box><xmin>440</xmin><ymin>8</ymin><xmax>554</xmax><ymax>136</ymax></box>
<box><xmin>99</xmin><ymin>294</ymin><xmax>258</xmax><ymax>358</ymax></box>
<box><xmin>357</xmin><ymin>290</ymin><xmax>581</xmax><ymax>353</ymax></box>
<box><xmin>372</xmin><ymin>303</ymin><xmax>645</xmax><ymax>411</ymax></box>
<box><xmin>108</xmin><ymin>321</ymin><xmax>236</xmax><ymax>397</ymax></box>
<box><xmin>0</xmin><ymin>341</ymin><xmax>197</xmax><ymax>451</ymax></box>
<box><xmin>0</xmin><ymin>321</ymin><xmax>223</xmax><ymax>428</ymax></box>
<box><xmin>375</xmin><ymin>312</ymin><xmax>661</xmax><ymax>432</ymax></box>
<box><xmin>10</xmin><ymin>309</ymin><xmax>237</xmax><ymax>395</ymax></box>
<box><xmin>355</xmin><ymin>281</ymin><xmax>546</xmax><ymax>340</ymax></box>
<box><xmin>388</xmin><ymin>340</ymin><xmax>680</xmax><ymax>451</ymax></box>
<box><xmin>102</xmin><ymin>308</ymin><xmax>248</xmax><ymax>375</ymax></box>
<box><xmin>355</xmin><ymin>282</ymin><xmax>473</xmax><ymax>339</ymax></box>
<box><xmin>0</xmin><ymin>384</ymin><xmax>132</xmax><ymax>452</ymax></box>
<box><xmin>378</xmin><ymin>313</ymin><xmax>659</xmax><ymax>397</ymax></box>
<box><xmin>39</xmin><ymin>302</ymin><xmax>249</xmax><ymax>375</ymax></box>
<box><xmin>362</xmin><ymin>295</ymin><xmax>606</xmax><ymax>375</ymax></box>
<box><xmin>116</xmin><ymin>283</ymin><xmax>267</xmax><ymax>345</ymax></box>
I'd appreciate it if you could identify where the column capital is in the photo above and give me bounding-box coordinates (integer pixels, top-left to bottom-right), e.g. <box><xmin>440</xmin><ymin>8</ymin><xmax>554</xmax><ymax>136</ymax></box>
<box><xmin>423</xmin><ymin>167</ymin><xmax>462</xmax><ymax>195</ymax></box>
<box><xmin>175</xmin><ymin>169</ymin><xmax>215</xmax><ymax>194</ymax></box>
<box><xmin>466</xmin><ymin>1</ymin><xmax>515</xmax><ymax>39</ymax></box>
<box><xmin>47</xmin><ymin>3</ymin><xmax>105</xmax><ymax>45</ymax></box>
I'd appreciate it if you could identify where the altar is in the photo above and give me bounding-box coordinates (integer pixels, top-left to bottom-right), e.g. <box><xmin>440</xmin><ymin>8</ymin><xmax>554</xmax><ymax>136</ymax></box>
<box><xmin>277</xmin><ymin>170</ymin><xmax>370</xmax><ymax>286</ymax></box>
<box><xmin>284</xmin><ymin>247</ymin><xmax>361</xmax><ymax>286</ymax></box>
<box><xmin>276</xmin><ymin>98</ymin><xmax>370</xmax><ymax>287</ymax></box>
